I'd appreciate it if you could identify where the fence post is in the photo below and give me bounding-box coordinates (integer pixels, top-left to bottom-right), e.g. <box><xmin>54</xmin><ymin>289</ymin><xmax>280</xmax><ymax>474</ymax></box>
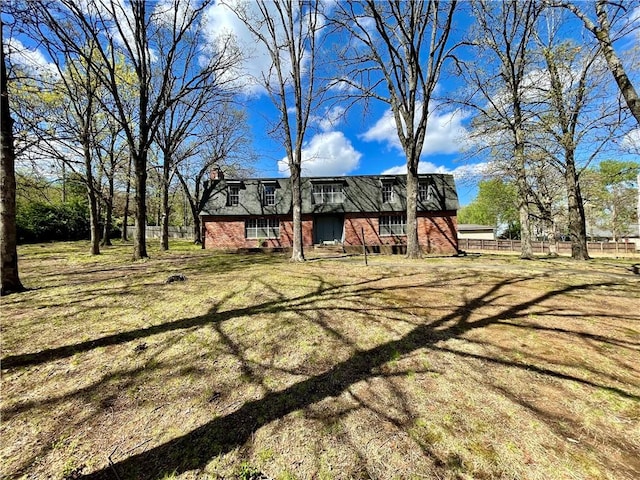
<box><xmin>361</xmin><ymin>227</ymin><xmax>368</xmax><ymax>266</ymax></box>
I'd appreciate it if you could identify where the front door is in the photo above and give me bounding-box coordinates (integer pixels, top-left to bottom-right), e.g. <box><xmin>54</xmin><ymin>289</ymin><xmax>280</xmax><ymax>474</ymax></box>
<box><xmin>314</xmin><ymin>215</ymin><xmax>344</xmax><ymax>244</ymax></box>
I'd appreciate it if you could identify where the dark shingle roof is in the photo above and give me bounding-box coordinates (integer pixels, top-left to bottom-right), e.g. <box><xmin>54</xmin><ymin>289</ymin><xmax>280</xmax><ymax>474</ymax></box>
<box><xmin>200</xmin><ymin>174</ymin><xmax>459</xmax><ymax>216</ymax></box>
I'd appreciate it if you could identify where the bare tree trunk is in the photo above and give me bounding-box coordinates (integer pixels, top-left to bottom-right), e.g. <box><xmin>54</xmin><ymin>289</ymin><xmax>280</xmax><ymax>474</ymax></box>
<box><xmin>515</xmin><ymin>130</ymin><xmax>534</xmax><ymax>259</ymax></box>
<box><xmin>559</xmin><ymin>0</ymin><xmax>640</xmax><ymax>124</ymax></box>
<box><xmin>517</xmin><ymin>194</ymin><xmax>534</xmax><ymax>259</ymax></box>
<box><xmin>176</xmin><ymin>170</ymin><xmax>205</xmax><ymax>245</ymax></box>
<box><xmin>160</xmin><ymin>158</ymin><xmax>170</xmax><ymax>251</ymax></box>
<box><xmin>290</xmin><ymin>162</ymin><xmax>304</xmax><ymax>262</ymax></box>
<box><xmin>161</xmin><ymin>193</ymin><xmax>169</xmax><ymax>250</ymax></box>
<box><xmin>564</xmin><ymin>151</ymin><xmax>589</xmax><ymax>259</ymax></box>
<box><xmin>122</xmin><ymin>155</ymin><xmax>132</xmax><ymax>242</ymax></box>
<box><xmin>1</xmin><ymin>21</ymin><xmax>24</xmax><ymax>295</ymax></box>
<box><xmin>101</xmin><ymin>174</ymin><xmax>114</xmax><ymax>246</ymax></box>
<box><xmin>548</xmin><ymin>220</ymin><xmax>559</xmax><ymax>257</ymax></box>
<box><xmin>133</xmin><ymin>152</ymin><xmax>148</xmax><ymax>260</ymax></box>
<box><xmin>192</xmin><ymin>213</ymin><xmax>202</xmax><ymax>245</ymax></box>
<box><xmin>84</xmin><ymin>142</ymin><xmax>101</xmax><ymax>255</ymax></box>
<box><xmin>406</xmin><ymin>168</ymin><xmax>420</xmax><ymax>258</ymax></box>
<box><xmin>565</xmin><ymin>152</ymin><xmax>589</xmax><ymax>260</ymax></box>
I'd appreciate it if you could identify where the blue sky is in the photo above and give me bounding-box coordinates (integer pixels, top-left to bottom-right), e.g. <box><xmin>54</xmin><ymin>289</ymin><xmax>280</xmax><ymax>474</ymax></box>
<box><xmin>199</xmin><ymin>0</ymin><xmax>485</xmax><ymax>205</ymax></box>
<box><xmin>5</xmin><ymin>0</ymin><xmax>640</xmax><ymax>206</ymax></box>
<box><xmin>200</xmin><ymin>0</ymin><xmax>639</xmax><ymax>206</ymax></box>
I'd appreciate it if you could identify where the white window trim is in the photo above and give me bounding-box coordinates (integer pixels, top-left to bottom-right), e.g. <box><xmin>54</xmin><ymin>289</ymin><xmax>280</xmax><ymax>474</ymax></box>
<box><xmin>312</xmin><ymin>184</ymin><xmax>344</xmax><ymax>204</ymax></box>
<box><xmin>379</xmin><ymin>215</ymin><xmax>407</xmax><ymax>236</ymax></box>
<box><xmin>382</xmin><ymin>183</ymin><xmax>394</xmax><ymax>203</ymax></box>
<box><xmin>263</xmin><ymin>185</ymin><xmax>276</xmax><ymax>206</ymax></box>
<box><xmin>228</xmin><ymin>185</ymin><xmax>240</xmax><ymax>206</ymax></box>
<box><xmin>245</xmin><ymin>218</ymin><xmax>280</xmax><ymax>239</ymax></box>
<box><xmin>419</xmin><ymin>183</ymin><xmax>436</xmax><ymax>202</ymax></box>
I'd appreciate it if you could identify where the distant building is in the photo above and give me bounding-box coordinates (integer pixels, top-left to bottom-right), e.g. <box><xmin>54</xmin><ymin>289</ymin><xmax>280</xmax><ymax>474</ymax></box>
<box><xmin>457</xmin><ymin>224</ymin><xmax>495</xmax><ymax>241</ymax></box>
<box><xmin>200</xmin><ymin>174</ymin><xmax>459</xmax><ymax>254</ymax></box>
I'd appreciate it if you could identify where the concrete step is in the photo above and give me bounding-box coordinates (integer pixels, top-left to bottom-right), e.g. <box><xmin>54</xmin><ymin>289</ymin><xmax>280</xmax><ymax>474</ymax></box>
<box><xmin>313</xmin><ymin>244</ymin><xmax>345</xmax><ymax>253</ymax></box>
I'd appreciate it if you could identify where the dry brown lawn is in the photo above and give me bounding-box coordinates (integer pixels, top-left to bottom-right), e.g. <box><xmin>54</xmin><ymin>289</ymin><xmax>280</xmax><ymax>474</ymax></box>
<box><xmin>1</xmin><ymin>241</ymin><xmax>639</xmax><ymax>480</ymax></box>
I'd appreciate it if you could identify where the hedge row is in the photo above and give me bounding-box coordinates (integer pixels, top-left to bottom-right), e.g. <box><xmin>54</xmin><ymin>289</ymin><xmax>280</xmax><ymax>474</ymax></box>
<box><xmin>17</xmin><ymin>201</ymin><xmax>90</xmax><ymax>243</ymax></box>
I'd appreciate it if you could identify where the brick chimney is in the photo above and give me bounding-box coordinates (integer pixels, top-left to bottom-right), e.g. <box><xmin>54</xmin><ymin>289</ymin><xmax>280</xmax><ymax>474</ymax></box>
<box><xmin>210</xmin><ymin>167</ymin><xmax>224</xmax><ymax>180</ymax></box>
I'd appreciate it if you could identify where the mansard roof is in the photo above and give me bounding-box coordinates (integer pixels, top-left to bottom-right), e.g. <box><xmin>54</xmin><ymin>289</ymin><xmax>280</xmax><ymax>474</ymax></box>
<box><xmin>200</xmin><ymin>174</ymin><xmax>459</xmax><ymax>216</ymax></box>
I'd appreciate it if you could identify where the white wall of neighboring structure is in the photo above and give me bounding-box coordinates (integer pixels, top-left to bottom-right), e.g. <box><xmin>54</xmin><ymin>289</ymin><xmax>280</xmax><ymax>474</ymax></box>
<box><xmin>458</xmin><ymin>231</ymin><xmax>496</xmax><ymax>240</ymax></box>
<box><xmin>457</xmin><ymin>224</ymin><xmax>496</xmax><ymax>240</ymax></box>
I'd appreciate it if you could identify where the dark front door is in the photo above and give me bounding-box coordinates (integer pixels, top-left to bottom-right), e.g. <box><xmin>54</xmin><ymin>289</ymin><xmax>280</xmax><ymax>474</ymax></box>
<box><xmin>314</xmin><ymin>215</ymin><xmax>344</xmax><ymax>244</ymax></box>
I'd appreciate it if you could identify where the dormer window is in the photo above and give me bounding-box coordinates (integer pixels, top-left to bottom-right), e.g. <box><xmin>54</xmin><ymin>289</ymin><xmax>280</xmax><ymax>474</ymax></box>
<box><xmin>263</xmin><ymin>184</ymin><xmax>276</xmax><ymax>206</ymax></box>
<box><xmin>381</xmin><ymin>182</ymin><xmax>394</xmax><ymax>203</ymax></box>
<box><xmin>227</xmin><ymin>185</ymin><xmax>240</xmax><ymax>206</ymax></box>
<box><xmin>419</xmin><ymin>183</ymin><xmax>436</xmax><ymax>202</ymax></box>
<box><xmin>312</xmin><ymin>183</ymin><xmax>344</xmax><ymax>204</ymax></box>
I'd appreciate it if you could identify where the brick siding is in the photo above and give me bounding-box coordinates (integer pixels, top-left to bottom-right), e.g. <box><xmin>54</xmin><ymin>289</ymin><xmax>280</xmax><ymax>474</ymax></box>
<box><xmin>203</xmin><ymin>215</ymin><xmax>313</xmax><ymax>249</ymax></box>
<box><xmin>204</xmin><ymin>212</ymin><xmax>457</xmax><ymax>254</ymax></box>
<box><xmin>417</xmin><ymin>212</ymin><xmax>458</xmax><ymax>254</ymax></box>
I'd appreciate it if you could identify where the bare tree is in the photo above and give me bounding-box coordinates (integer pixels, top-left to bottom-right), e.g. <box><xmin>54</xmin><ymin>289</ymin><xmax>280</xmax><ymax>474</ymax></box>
<box><xmin>94</xmin><ymin>112</ymin><xmax>128</xmax><ymax>246</ymax></box>
<box><xmin>531</xmin><ymin>35</ymin><xmax>621</xmax><ymax>259</ymax></box>
<box><xmin>176</xmin><ymin>105</ymin><xmax>254</xmax><ymax>244</ymax></box>
<box><xmin>460</xmin><ymin>0</ymin><xmax>543</xmax><ymax>259</ymax></box>
<box><xmin>552</xmin><ymin>0</ymin><xmax>640</xmax><ymax>124</ymax></box>
<box><xmin>527</xmin><ymin>152</ymin><xmax>566</xmax><ymax>255</ymax></box>
<box><xmin>28</xmin><ymin>0</ymin><xmax>236</xmax><ymax>259</ymax></box>
<box><xmin>1</xmin><ymin>18</ymin><xmax>25</xmax><ymax>295</ymax></box>
<box><xmin>154</xmin><ymin>90</ymin><xmax>233</xmax><ymax>250</ymax></box>
<box><xmin>8</xmin><ymin>35</ymin><xmax>111</xmax><ymax>255</ymax></box>
<box><xmin>332</xmin><ymin>0</ymin><xmax>458</xmax><ymax>258</ymax></box>
<box><xmin>226</xmin><ymin>0</ymin><xmax>325</xmax><ymax>262</ymax></box>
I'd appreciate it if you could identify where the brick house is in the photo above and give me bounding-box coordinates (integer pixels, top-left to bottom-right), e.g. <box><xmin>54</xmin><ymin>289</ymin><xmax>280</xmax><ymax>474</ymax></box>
<box><xmin>200</xmin><ymin>174</ymin><xmax>459</xmax><ymax>254</ymax></box>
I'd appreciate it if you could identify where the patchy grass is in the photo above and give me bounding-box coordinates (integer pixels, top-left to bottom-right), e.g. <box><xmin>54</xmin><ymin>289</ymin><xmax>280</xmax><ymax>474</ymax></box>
<box><xmin>1</xmin><ymin>241</ymin><xmax>639</xmax><ymax>480</ymax></box>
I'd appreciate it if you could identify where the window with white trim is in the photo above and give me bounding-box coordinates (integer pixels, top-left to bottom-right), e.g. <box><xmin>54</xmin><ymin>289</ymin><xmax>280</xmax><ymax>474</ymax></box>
<box><xmin>382</xmin><ymin>182</ymin><xmax>394</xmax><ymax>203</ymax></box>
<box><xmin>379</xmin><ymin>215</ymin><xmax>406</xmax><ymax>236</ymax></box>
<box><xmin>263</xmin><ymin>185</ymin><xmax>276</xmax><ymax>206</ymax></box>
<box><xmin>245</xmin><ymin>218</ymin><xmax>280</xmax><ymax>239</ymax></box>
<box><xmin>312</xmin><ymin>183</ymin><xmax>344</xmax><ymax>204</ymax></box>
<box><xmin>419</xmin><ymin>182</ymin><xmax>435</xmax><ymax>202</ymax></box>
<box><xmin>227</xmin><ymin>185</ymin><xmax>240</xmax><ymax>206</ymax></box>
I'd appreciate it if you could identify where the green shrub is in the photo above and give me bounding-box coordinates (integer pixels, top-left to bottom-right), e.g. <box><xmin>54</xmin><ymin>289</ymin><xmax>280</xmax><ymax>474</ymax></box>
<box><xmin>17</xmin><ymin>200</ymin><xmax>90</xmax><ymax>243</ymax></box>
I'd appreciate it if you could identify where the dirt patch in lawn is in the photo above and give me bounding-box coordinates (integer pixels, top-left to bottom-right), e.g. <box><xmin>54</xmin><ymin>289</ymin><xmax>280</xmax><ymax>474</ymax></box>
<box><xmin>1</xmin><ymin>242</ymin><xmax>639</xmax><ymax>479</ymax></box>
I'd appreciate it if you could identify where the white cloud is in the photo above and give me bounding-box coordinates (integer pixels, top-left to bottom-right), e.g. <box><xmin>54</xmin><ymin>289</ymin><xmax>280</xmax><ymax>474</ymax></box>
<box><xmin>631</xmin><ymin>6</ymin><xmax>640</xmax><ymax>38</ymax></box>
<box><xmin>6</xmin><ymin>38</ymin><xmax>59</xmax><ymax>79</ymax></box>
<box><xmin>621</xmin><ymin>128</ymin><xmax>640</xmax><ymax>153</ymax></box>
<box><xmin>361</xmin><ymin>104</ymin><xmax>470</xmax><ymax>156</ymax></box>
<box><xmin>202</xmin><ymin>0</ymin><xmax>266</xmax><ymax>95</ymax></box>
<box><xmin>310</xmin><ymin>106</ymin><xmax>346</xmax><ymax>132</ymax></box>
<box><xmin>361</xmin><ymin>109</ymin><xmax>400</xmax><ymax>148</ymax></box>
<box><xmin>203</xmin><ymin>0</ymin><xmax>313</xmax><ymax>96</ymax></box>
<box><xmin>152</xmin><ymin>0</ymin><xmax>196</xmax><ymax>28</ymax></box>
<box><xmin>278</xmin><ymin>131</ymin><xmax>362</xmax><ymax>176</ymax></box>
<box><xmin>381</xmin><ymin>161</ymin><xmax>489</xmax><ymax>182</ymax></box>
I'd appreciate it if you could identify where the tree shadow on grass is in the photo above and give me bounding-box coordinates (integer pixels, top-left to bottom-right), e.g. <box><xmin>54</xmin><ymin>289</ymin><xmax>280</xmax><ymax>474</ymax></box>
<box><xmin>71</xmin><ymin>277</ymin><xmax>638</xmax><ymax>479</ymax></box>
<box><xmin>0</xmin><ymin>274</ymin><xmax>387</xmax><ymax>370</ymax></box>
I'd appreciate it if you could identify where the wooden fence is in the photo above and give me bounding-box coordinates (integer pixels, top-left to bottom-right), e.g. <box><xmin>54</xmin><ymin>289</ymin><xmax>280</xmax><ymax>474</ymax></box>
<box><xmin>458</xmin><ymin>238</ymin><xmax>638</xmax><ymax>255</ymax></box>
<box><xmin>130</xmin><ymin>226</ymin><xmax>194</xmax><ymax>240</ymax></box>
